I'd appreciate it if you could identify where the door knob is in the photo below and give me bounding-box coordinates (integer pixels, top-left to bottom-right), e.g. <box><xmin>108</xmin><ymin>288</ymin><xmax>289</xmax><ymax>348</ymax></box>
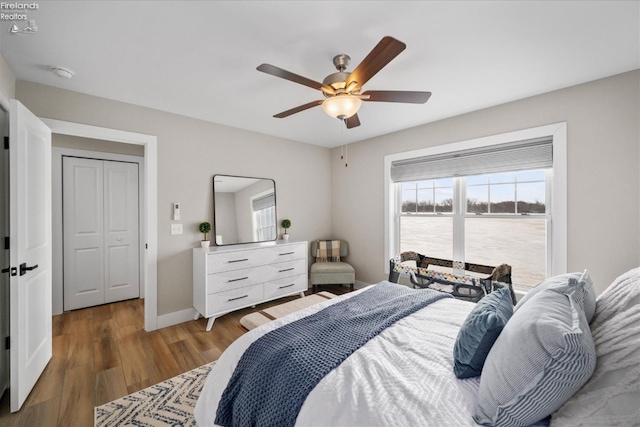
<box><xmin>19</xmin><ymin>263</ymin><xmax>38</xmax><ymax>276</ymax></box>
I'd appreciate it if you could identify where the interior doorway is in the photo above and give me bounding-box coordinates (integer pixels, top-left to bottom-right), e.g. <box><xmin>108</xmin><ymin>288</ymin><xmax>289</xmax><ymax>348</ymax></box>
<box><xmin>44</xmin><ymin>119</ymin><xmax>158</xmax><ymax>331</ymax></box>
<box><xmin>62</xmin><ymin>154</ymin><xmax>142</xmax><ymax>311</ymax></box>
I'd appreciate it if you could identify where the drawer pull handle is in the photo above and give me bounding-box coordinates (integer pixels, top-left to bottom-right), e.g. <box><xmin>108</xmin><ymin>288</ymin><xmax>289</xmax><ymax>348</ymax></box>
<box><xmin>228</xmin><ymin>295</ymin><xmax>249</xmax><ymax>302</ymax></box>
<box><xmin>228</xmin><ymin>277</ymin><xmax>249</xmax><ymax>283</ymax></box>
<box><xmin>279</xmin><ymin>252</ymin><xmax>294</xmax><ymax>256</ymax></box>
<box><xmin>279</xmin><ymin>284</ymin><xmax>295</xmax><ymax>289</ymax></box>
<box><xmin>228</xmin><ymin>258</ymin><xmax>248</xmax><ymax>263</ymax></box>
<box><xmin>278</xmin><ymin>268</ymin><xmax>294</xmax><ymax>273</ymax></box>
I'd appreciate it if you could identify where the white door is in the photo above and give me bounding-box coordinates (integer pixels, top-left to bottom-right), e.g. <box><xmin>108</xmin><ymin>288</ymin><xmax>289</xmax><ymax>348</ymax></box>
<box><xmin>103</xmin><ymin>161</ymin><xmax>139</xmax><ymax>303</ymax></box>
<box><xmin>9</xmin><ymin>99</ymin><xmax>52</xmax><ymax>412</ymax></box>
<box><xmin>63</xmin><ymin>157</ymin><xmax>139</xmax><ymax>311</ymax></box>
<box><xmin>63</xmin><ymin>157</ymin><xmax>105</xmax><ymax>310</ymax></box>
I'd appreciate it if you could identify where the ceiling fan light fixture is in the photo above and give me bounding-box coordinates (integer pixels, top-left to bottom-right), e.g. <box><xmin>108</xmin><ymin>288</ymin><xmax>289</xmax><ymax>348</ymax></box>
<box><xmin>322</xmin><ymin>95</ymin><xmax>361</xmax><ymax>120</ymax></box>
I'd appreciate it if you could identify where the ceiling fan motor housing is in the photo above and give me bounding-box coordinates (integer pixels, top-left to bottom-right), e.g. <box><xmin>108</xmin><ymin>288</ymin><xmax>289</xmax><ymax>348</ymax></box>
<box><xmin>322</xmin><ymin>54</ymin><xmax>353</xmax><ymax>96</ymax></box>
<box><xmin>322</xmin><ymin>71</ymin><xmax>350</xmax><ymax>93</ymax></box>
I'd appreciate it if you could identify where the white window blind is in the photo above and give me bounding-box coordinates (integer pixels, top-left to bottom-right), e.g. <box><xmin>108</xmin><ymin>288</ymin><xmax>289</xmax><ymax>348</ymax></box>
<box><xmin>252</xmin><ymin>192</ymin><xmax>275</xmax><ymax>211</ymax></box>
<box><xmin>390</xmin><ymin>137</ymin><xmax>552</xmax><ymax>182</ymax></box>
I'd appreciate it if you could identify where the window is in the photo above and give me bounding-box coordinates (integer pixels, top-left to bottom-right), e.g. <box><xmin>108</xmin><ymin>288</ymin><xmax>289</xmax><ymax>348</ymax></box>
<box><xmin>385</xmin><ymin>124</ymin><xmax>567</xmax><ymax>290</ymax></box>
<box><xmin>399</xmin><ymin>170</ymin><xmax>549</xmax><ymax>285</ymax></box>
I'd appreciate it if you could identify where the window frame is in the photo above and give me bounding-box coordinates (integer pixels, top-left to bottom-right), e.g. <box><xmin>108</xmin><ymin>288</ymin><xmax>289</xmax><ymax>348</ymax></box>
<box><xmin>384</xmin><ymin>123</ymin><xmax>567</xmax><ymax>284</ymax></box>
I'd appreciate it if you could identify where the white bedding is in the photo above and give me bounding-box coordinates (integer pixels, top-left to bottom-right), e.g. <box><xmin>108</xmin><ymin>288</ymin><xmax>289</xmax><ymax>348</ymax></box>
<box><xmin>195</xmin><ymin>285</ymin><xmax>483</xmax><ymax>427</ymax></box>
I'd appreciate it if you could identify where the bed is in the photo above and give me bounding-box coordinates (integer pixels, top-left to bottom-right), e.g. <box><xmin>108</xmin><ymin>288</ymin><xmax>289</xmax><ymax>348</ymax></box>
<box><xmin>194</xmin><ymin>268</ymin><xmax>640</xmax><ymax>427</ymax></box>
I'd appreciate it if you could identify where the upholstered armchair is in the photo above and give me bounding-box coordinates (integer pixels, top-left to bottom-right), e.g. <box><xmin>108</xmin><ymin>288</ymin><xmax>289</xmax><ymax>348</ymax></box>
<box><xmin>310</xmin><ymin>240</ymin><xmax>355</xmax><ymax>293</ymax></box>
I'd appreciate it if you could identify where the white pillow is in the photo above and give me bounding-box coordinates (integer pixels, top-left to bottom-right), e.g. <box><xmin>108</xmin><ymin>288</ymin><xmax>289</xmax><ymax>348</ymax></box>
<box><xmin>515</xmin><ymin>270</ymin><xmax>596</xmax><ymax>322</ymax></box>
<box><xmin>475</xmin><ymin>289</ymin><xmax>596</xmax><ymax>426</ymax></box>
<box><xmin>551</xmin><ymin>267</ymin><xmax>640</xmax><ymax>426</ymax></box>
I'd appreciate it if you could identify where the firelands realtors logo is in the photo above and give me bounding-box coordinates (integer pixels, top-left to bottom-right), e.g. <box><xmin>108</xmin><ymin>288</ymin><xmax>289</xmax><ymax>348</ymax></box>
<box><xmin>1</xmin><ymin>2</ymin><xmax>39</xmax><ymax>35</ymax></box>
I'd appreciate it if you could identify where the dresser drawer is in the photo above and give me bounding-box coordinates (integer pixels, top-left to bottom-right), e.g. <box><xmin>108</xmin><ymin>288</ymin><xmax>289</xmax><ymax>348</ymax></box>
<box><xmin>206</xmin><ymin>249</ymin><xmax>271</xmax><ymax>273</ymax></box>
<box><xmin>260</xmin><ymin>243</ymin><xmax>307</xmax><ymax>264</ymax></box>
<box><xmin>262</xmin><ymin>258</ymin><xmax>306</xmax><ymax>280</ymax></box>
<box><xmin>206</xmin><ymin>265</ymin><xmax>264</xmax><ymax>294</ymax></box>
<box><xmin>207</xmin><ymin>283</ymin><xmax>263</xmax><ymax>315</ymax></box>
<box><xmin>263</xmin><ymin>274</ymin><xmax>307</xmax><ymax>300</ymax></box>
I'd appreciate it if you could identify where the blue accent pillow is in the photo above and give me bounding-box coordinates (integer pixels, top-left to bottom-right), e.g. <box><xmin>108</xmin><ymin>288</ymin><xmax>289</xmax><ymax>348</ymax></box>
<box><xmin>453</xmin><ymin>288</ymin><xmax>513</xmax><ymax>379</ymax></box>
<box><xmin>475</xmin><ymin>289</ymin><xmax>597</xmax><ymax>426</ymax></box>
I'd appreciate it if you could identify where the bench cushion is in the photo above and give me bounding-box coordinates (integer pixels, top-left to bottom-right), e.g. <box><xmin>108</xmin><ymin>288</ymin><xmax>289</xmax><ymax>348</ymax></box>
<box><xmin>310</xmin><ymin>262</ymin><xmax>355</xmax><ymax>285</ymax></box>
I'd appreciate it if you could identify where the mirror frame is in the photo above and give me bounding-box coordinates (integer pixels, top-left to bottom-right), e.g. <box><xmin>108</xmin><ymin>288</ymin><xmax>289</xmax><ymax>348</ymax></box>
<box><xmin>212</xmin><ymin>174</ymin><xmax>277</xmax><ymax>246</ymax></box>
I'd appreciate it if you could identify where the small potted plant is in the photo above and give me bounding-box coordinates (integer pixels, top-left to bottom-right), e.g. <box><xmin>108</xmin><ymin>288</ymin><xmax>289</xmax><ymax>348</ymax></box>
<box><xmin>199</xmin><ymin>221</ymin><xmax>211</xmax><ymax>248</ymax></box>
<box><xmin>281</xmin><ymin>219</ymin><xmax>291</xmax><ymax>241</ymax></box>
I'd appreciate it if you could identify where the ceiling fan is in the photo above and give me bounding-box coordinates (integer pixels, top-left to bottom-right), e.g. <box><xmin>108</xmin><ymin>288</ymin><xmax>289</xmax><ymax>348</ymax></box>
<box><xmin>257</xmin><ymin>36</ymin><xmax>432</xmax><ymax>129</ymax></box>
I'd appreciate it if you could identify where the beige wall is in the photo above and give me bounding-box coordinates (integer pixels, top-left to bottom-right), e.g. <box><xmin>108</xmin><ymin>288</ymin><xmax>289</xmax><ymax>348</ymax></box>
<box><xmin>331</xmin><ymin>70</ymin><xmax>640</xmax><ymax>295</ymax></box>
<box><xmin>17</xmin><ymin>81</ymin><xmax>332</xmax><ymax>315</ymax></box>
<box><xmin>13</xmin><ymin>69</ymin><xmax>639</xmax><ymax>315</ymax></box>
<box><xmin>0</xmin><ymin>54</ymin><xmax>15</xmax><ymax>100</ymax></box>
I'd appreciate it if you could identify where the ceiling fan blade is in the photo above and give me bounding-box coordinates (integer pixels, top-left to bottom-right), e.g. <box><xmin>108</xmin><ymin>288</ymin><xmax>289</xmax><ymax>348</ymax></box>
<box><xmin>346</xmin><ymin>36</ymin><xmax>406</xmax><ymax>89</ymax></box>
<box><xmin>273</xmin><ymin>100</ymin><xmax>323</xmax><ymax>118</ymax></box>
<box><xmin>344</xmin><ymin>113</ymin><xmax>361</xmax><ymax>129</ymax></box>
<box><xmin>362</xmin><ymin>90</ymin><xmax>432</xmax><ymax>104</ymax></box>
<box><xmin>257</xmin><ymin>64</ymin><xmax>335</xmax><ymax>94</ymax></box>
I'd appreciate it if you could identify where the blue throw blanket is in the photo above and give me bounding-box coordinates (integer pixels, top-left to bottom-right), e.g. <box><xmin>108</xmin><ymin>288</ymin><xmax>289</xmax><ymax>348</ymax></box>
<box><xmin>215</xmin><ymin>281</ymin><xmax>452</xmax><ymax>427</ymax></box>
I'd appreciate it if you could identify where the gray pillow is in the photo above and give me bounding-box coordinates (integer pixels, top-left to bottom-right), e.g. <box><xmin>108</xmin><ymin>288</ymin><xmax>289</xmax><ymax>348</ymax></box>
<box><xmin>475</xmin><ymin>288</ymin><xmax>597</xmax><ymax>426</ymax></box>
<box><xmin>453</xmin><ymin>288</ymin><xmax>513</xmax><ymax>379</ymax></box>
<box><xmin>515</xmin><ymin>270</ymin><xmax>596</xmax><ymax>322</ymax></box>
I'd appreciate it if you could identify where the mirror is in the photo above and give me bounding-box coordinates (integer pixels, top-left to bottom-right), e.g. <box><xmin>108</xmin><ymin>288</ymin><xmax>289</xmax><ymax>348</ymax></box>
<box><xmin>213</xmin><ymin>174</ymin><xmax>277</xmax><ymax>246</ymax></box>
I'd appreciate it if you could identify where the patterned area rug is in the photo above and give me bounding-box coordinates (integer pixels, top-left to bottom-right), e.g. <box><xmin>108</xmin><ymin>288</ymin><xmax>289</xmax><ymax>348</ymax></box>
<box><xmin>94</xmin><ymin>362</ymin><xmax>215</xmax><ymax>427</ymax></box>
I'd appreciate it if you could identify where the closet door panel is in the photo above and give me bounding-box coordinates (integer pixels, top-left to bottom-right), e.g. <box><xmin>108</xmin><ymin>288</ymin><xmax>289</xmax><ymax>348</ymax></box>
<box><xmin>104</xmin><ymin>161</ymin><xmax>139</xmax><ymax>303</ymax></box>
<box><xmin>63</xmin><ymin>157</ymin><xmax>104</xmax><ymax>311</ymax></box>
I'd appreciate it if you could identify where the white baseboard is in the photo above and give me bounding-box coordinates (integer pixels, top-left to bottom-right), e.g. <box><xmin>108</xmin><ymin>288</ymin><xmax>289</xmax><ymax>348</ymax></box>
<box><xmin>157</xmin><ymin>307</ymin><xmax>198</xmax><ymax>329</ymax></box>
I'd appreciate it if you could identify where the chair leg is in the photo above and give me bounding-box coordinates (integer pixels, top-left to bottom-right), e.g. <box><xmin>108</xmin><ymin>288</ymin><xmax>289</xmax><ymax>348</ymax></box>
<box><xmin>350</xmin><ymin>283</ymin><xmax>354</xmax><ymax>292</ymax></box>
<box><xmin>312</xmin><ymin>285</ymin><xmax>316</xmax><ymax>294</ymax></box>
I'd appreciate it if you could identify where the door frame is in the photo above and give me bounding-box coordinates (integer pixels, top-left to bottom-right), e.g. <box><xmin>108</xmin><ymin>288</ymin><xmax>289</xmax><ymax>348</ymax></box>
<box><xmin>54</xmin><ymin>149</ymin><xmax>144</xmax><ymax>312</ymax></box>
<box><xmin>0</xmin><ymin>94</ymin><xmax>8</xmax><ymax>398</ymax></box>
<box><xmin>42</xmin><ymin>119</ymin><xmax>158</xmax><ymax>331</ymax></box>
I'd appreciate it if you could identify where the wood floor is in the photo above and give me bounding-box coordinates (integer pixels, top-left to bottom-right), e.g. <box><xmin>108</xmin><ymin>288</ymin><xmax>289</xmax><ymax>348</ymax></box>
<box><xmin>0</xmin><ymin>285</ymin><xmax>351</xmax><ymax>427</ymax></box>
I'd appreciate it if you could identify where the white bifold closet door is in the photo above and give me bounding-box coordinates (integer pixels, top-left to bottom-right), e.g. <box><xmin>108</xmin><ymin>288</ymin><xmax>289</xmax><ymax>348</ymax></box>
<box><xmin>63</xmin><ymin>157</ymin><xmax>139</xmax><ymax>311</ymax></box>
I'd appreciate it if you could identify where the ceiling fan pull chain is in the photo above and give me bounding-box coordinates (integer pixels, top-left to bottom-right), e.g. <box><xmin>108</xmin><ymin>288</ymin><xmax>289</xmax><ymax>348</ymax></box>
<box><xmin>345</xmin><ymin>141</ymin><xmax>348</xmax><ymax>168</ymax></box>
<box><xmin>340</xmin><ymin>124</ymin><xmax>344</xmax><ymax>160</ymax></box>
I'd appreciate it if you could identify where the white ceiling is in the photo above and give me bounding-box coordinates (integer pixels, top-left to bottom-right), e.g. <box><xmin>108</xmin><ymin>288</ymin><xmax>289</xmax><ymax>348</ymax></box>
<box><xmin>1</xmin><ymin>1</ymin><xmax>638</xmax><ymax>148</ymax></box>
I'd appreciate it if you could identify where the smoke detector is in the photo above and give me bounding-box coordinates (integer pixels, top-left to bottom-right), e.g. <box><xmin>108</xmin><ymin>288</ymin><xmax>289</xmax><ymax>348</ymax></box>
<box><xmin>51</xmin><ymin>67</ymin><xmax>74</xmax><ymax>79</ymax></box>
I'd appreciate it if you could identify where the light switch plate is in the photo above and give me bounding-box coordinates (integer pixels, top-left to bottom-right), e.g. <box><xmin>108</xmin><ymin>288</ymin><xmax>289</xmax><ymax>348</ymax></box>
<box><xmin>170</xmin><ymin>223</ymin><xmax>183</xmax><ymax>235</ymax></box>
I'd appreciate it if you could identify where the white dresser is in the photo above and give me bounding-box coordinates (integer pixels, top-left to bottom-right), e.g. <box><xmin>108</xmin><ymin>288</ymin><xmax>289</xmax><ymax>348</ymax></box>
<box><xmin>193</xmin><ymin>240</ymin><xmax>308</xmax><ymax>331</ymax></box>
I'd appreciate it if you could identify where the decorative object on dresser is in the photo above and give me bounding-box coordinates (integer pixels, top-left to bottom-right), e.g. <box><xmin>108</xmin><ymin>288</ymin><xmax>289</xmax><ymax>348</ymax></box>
<box><xmin>193</xmin><ymin>241</ymin><xmax>308</xmax><ymax>331</ymax></box>
<box><xmin>198</xmin><ymin>221</ymin><xmax>211</xmax><ymax>248</ymax></box>
<box><xmin>281</xmin><ymin>218</ymin><xmax>291</xmax><ymax>240</ymax></box>
<box><xmin>310</xmin><ymin>240</ymin><xmax>355</xmax><ymax>292</ymax></box>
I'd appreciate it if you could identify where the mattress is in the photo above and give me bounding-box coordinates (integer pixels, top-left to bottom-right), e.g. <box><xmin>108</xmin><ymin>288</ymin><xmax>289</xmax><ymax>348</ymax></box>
<box><xmin>194</xmin><ymin>285</ymin><xmax>495</xmax><ymax>426</ymax></box>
